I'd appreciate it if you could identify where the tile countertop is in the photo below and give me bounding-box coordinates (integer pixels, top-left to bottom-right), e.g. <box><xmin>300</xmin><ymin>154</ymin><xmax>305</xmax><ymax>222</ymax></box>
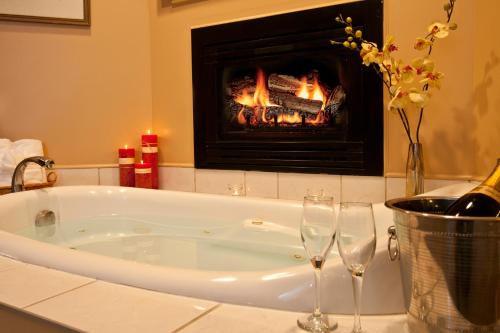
<box><xmin>0</xmin><ymin>256</ymin><xmax>408</xmax><ymax>333</ymax></box>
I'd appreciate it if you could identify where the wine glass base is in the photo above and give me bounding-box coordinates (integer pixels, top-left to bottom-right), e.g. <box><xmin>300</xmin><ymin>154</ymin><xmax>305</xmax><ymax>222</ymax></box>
<box><xmin>297</xmin><ymin>313</ymin><xmax>338</xmax><ymax>332</ymax></box>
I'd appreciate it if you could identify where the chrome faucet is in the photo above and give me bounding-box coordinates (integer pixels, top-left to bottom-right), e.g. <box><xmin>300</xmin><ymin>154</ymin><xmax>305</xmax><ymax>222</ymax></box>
<box><xmin>11</xmin><ymin>156</ymin><xmax>55</xmax><ymax>193</ymax></box>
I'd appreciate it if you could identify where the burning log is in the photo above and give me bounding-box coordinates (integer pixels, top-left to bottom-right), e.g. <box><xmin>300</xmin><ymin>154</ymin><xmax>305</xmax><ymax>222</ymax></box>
<box><xmin>269</xmin><ymin>91</ymin><xmax>323</xmax><ymax>114</ymax></box>
<box><xmin>267</xmin><ymin>74</ymin><xmax>313</xmax><ymax>94</ymax></box>
<box><xmin>324</xmin><ymin>85</ymin><xmax>346</xmax><ymax>115</ymax></box>
<box><xmin>227</xmin><ymin>76</ymin><xmax>256</xmax><ymax>96</ymax></box>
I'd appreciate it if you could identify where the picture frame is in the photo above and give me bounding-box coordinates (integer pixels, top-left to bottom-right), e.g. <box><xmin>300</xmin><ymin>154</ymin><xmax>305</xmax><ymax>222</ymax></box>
<box><xmin>169</xmin><ymin>0</ymin><xmax>206</xmax><ymax>6</ymax></box>
<box><xmin>0</xmin><ymin>0</ymin><xmax>90</xmax><ymax>26</ymax></box>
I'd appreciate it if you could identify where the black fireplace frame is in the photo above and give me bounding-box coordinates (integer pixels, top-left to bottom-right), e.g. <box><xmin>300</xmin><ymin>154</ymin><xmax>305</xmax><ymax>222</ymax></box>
<box><xmin>192</xmin><ymin>0</ymin><xmax>383</xmax><ymax>175</ymax></box>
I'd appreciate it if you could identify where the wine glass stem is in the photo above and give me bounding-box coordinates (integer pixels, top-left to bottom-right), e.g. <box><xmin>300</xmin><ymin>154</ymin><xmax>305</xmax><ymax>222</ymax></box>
<box><xmin>352</xmin><ymin>272</ymin><xmax>364</xmax><ymax>333</ymax></box>
<box><xmin>313</xmin><ymin>267</ymin><xmax>322</xmax><ymax>317</ymax></box>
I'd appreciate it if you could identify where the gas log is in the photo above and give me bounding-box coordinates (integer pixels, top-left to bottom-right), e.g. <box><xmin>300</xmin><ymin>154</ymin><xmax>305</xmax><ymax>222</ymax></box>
<box><xmin>324</xmin><ymin>85</ymin><xmax>346</xmax><ymax>115</ymax></box>
<box><xmin>267</xmin><ymin>74</ymin><xmax>313</xmax><ymax>94</ymax></box>
<box><xmin>226</xmin><ymin>98</ymin><xmax>320</xmax><ymax>119</ymax></box>
<box><xmin>226</xmin><ymin>76</ymin><xmax>256</xmax><ymax>96</ymax></box>
<box><xmin>268</xmin><ymin>91</ymin><xmax>322</xmax><ymax>114</ymax></box>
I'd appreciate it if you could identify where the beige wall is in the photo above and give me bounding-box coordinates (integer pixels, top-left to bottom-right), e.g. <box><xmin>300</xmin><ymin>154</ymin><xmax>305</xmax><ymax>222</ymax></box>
<box><xmin>472</xmin><ymin>1</ymin><xmax>500</xmax><ymax>177</ymax></box>
<box><xmin>1</xmin><ymin>0</ymin><xmax>498</xmax><ymax>177</ymax></box>
<box><xmin>0</xmin><ymin>0</ymin><xmax>152</xmax><ymax>166</ymax></box>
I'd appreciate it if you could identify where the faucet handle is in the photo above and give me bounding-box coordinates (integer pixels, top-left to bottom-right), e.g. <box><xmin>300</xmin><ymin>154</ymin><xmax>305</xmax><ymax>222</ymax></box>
<box><xmin>42</xmin><ymin>158</ymin><xmax>55</xmax><ymax>169</ymax></box>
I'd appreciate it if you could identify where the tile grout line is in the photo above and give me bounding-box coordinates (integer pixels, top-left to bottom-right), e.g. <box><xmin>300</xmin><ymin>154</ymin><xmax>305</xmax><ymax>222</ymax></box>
<box><xmin>22</xmin><ymin>280</ymin><xmax>98</xmax><ymax>309</ymax></box>
<box><xmin>243</xmin><ymin>171</ymin><xmax>247</xmax><ymax>195</ymax></box>
<box><xmin>171</xmin><ymin>303</ymin><xmax>222</xmax><ymax>333</ymax></box>
<box><xmin>339</xmin><ymin>175</ymin><xmax>343</xmax><ymax>202</ymax></box>
<box><xmin>277</xmin><ymin>172</ymin><xmax>280</xmax><ymax>199</ymax></box>
<box><xmin>384</xmin><ymin>176</ymin><xmax>388</xmax><ymax>201</ymax></box>
<box><xmin>193</xmin><ymin>168</ymin><xmax>197</xmax><ymax>192</ymax></box>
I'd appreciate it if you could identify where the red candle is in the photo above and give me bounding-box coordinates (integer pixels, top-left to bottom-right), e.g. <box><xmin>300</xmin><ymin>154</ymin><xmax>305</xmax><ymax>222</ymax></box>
<box><xmin>135</xmin><ymin>160</ymin><xmax>152</xmax><ymax>189</ymax></box>
<box><xmin>141</xmin><ymin>129</ymin><xmax>159</xmax><ymax>189</ymax></box>
<box><xmin>118</xmin><ymin>145</ymin><xmax>135</xmax><ymax>187</ymax></box>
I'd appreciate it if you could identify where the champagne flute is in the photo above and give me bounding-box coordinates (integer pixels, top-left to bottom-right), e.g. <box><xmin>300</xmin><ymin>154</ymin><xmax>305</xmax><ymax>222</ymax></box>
<box><xmin>337</xmin><ymin>202</ymin><xmax>376</xmax><ymax>333</ymax></box>
<box><xmin>297</xmin><ymin>193</ymin><xmax>338</xmax><ymax>332</ymax></box>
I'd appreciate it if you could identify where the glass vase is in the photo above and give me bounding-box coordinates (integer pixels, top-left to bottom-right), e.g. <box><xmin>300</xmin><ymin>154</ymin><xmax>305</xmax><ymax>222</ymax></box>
<box><xmin>406</xmin><ymin>143</ymin><xmax>424</xmax><ymax>197</ymax></box>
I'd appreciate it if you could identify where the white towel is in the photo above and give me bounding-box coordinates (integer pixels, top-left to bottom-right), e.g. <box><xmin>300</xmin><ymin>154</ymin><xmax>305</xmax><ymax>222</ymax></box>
<box><xmin>0</xmin><ymin>139</ymin><xmax>46</xmax><ymax>187</ymax></box>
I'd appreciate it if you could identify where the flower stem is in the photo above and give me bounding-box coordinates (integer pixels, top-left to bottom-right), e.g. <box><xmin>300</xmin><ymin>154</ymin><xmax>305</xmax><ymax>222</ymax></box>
<box><xmin>416</xmin><ymin>108</ymin><xmax>424</xmax><ymax>143</ymax></box>
<box><xmin>417</xmin><ymin>0</ymin><xmax>456</xmax><ymax>141</ymax></box>
<box><xmin>397</xmin><ymin>108</ymin><xmax>413</xmax><ymax>144</ymax></box>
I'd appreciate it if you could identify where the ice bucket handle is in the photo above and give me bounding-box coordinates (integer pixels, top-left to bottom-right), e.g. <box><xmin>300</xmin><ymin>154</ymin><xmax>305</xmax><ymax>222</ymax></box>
<box><xmin>387</xmin><ymin>226</ymin><xmax>399</xmax><ymax>261</ymax></box>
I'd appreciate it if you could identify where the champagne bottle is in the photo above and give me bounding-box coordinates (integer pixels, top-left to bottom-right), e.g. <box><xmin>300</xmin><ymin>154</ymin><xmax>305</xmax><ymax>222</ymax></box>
<box><xmin>445</xmin><ymin>158</ymin><xmax>500</xmax><ymax>217</ymax></box>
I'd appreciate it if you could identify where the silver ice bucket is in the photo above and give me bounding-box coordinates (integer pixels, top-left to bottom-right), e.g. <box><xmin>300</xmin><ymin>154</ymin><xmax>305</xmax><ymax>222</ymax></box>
<box><xmin>385</xmin><ymin>196</ymin><xmax>500</xmax><ymax>333</ymax></box>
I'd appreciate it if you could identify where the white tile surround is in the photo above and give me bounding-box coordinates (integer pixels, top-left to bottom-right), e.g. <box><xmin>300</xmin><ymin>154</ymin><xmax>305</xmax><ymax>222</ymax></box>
<box><xmin>54</xmin><ymin>166</ymin><xmax>477</xmax><ymax>203</ymax></box>
<box><xmin>55</xmin><ymin>168</ymin><xmax>99</xmax><ymax>186</ymax></box>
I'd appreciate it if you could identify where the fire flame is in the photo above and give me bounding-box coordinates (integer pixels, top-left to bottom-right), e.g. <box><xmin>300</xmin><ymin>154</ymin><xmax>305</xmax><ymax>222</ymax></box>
<box><xmin>235</xmin><ymin>69</ymin><xmax>280</xmax><ymax>125</ymax></box>
<box><xmin>297</xmin><ymin>77</ymin><xmax>310</xmax><ymax>99</ymax></box>
<box><xmin>277</xmin><ymin>112</ymin><xmax>302</xmax><ymax>124</ymax></box>
<box><xmin>296</xmin><ymin>75</ymin><xmax>326</xmax><ymax>109</ymax></box>
<box><xmin>234</xmin><ymin>69</ymin><xmax>327</xmax><ymax>126</ymax></box>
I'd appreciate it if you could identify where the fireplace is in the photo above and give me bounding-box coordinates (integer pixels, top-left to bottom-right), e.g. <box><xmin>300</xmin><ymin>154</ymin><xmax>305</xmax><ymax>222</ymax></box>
<box><xmin>192</xmin><ymin>0</ymin><xmax>383</xmax><ymax>175</ymax></box>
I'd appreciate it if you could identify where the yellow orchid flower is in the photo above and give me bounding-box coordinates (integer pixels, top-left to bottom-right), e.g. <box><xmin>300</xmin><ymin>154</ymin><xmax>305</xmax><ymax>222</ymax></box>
<box><xmin>382</xmin><ymin>35</ymin><xmax>398</xmax><ymax>55</ymax></box>
<box><xmin>360</xmin><ymin>42</ymin><xmax>382</xmax><ymax>66</ymax></box>
<box><xmin>381</xmin><ymin>58</ymin><xmax>401</xmax><ymax>84</ymax></box>
<box><xmin>414</xmin><ymin>37</ymin><xmax>433</xmax><ymax>50</ymax></box>
<box><xmin>428</xmin><ymin>22</ymin><xmax>450</xmax><ymax>38</ymax></box>
<box><xmin>387</xmin><ymin>87</ymin><xmax>409</xmax><ymax>110</ymax></box>
<box><xmin>420</xmin><ymin>71</ymin><xmax>445</xmax><ymax>88</ymax></box>
<box><xmin>412</xmin><ymin>57</ymin><xmax>435</xmax><ymax>75</ymax></box>
<box><xmin>399</xmin><ymin>64</ymin><xmax>415</xmax><ymax>84</ymax></box>
<box><xmin>408</xmin><ymin>89</ymin><xmax>430</xmax><ymax>108</ymax></box>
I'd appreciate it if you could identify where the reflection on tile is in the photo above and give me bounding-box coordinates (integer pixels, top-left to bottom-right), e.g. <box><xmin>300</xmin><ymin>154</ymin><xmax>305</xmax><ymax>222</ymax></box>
<box><xmin>178</xmin><ymin>303</ymin><xmax>409</xmax><ymax>333</ymax></box>
<box><xmin>278</xmin><ymin>173</ymin><xmax>341</xmax><ymax>201</ymax></box>
<box><xmin>341</xmin><ymin>176</ymin><xmax>385</xmax><ymax>203</ymax></box>
<box><xmin>0</xmin><ymin>265</ymin><xmax>94</xmax><ymax>308</ymax></box>
<box><xmin>424</xmin><ymin>179</ymin><xmax>471</xmax><ymax>193</ymax></box>
<box><xmin>422</xmin><ymin>180</ymin><xmax>477</xmax><ymax>197</ymax></box>
<box><xmin>26</xmin><ymin>281</ymin><xmax>217</xmax><ymax>333</ymax></box>
<box><xmin>386</xmin><ymin>177</ymin><xmax>406</xmax><ymax>201</ymax></box>
<box><xmin>245</xmin><ymin>171</ymin><xmax>277</xmax><ymax>199</ymax></box>
<box><xmin>159</xmin><ymin>167</ymin><xmax>195</xmax><ymax>192</ymax></box>
<box><xmin>195</xmin><ymin>169</ymin><xmax>245</xmax><ymax>195</ymax></box>
<box><xmin>54</xmin><ymin>169</ymin><xmax>99</xmax><ymax>186</ymax></box>
<box><xmin>99</xmin><ymin>168</ymin><xmax>119</xmax><ymax>186</ymax></box>
<box><xmin>0</xmin><ymin>256</ymin><xmax>23</xmax><ymax>273</ymax></box>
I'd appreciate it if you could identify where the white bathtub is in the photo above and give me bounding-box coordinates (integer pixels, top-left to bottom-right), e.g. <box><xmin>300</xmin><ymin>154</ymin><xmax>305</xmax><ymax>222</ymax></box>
<box><xmin>0</xmin><ymin>186</ymin><xmax>404</xmax><ymax>314</ymax></box>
